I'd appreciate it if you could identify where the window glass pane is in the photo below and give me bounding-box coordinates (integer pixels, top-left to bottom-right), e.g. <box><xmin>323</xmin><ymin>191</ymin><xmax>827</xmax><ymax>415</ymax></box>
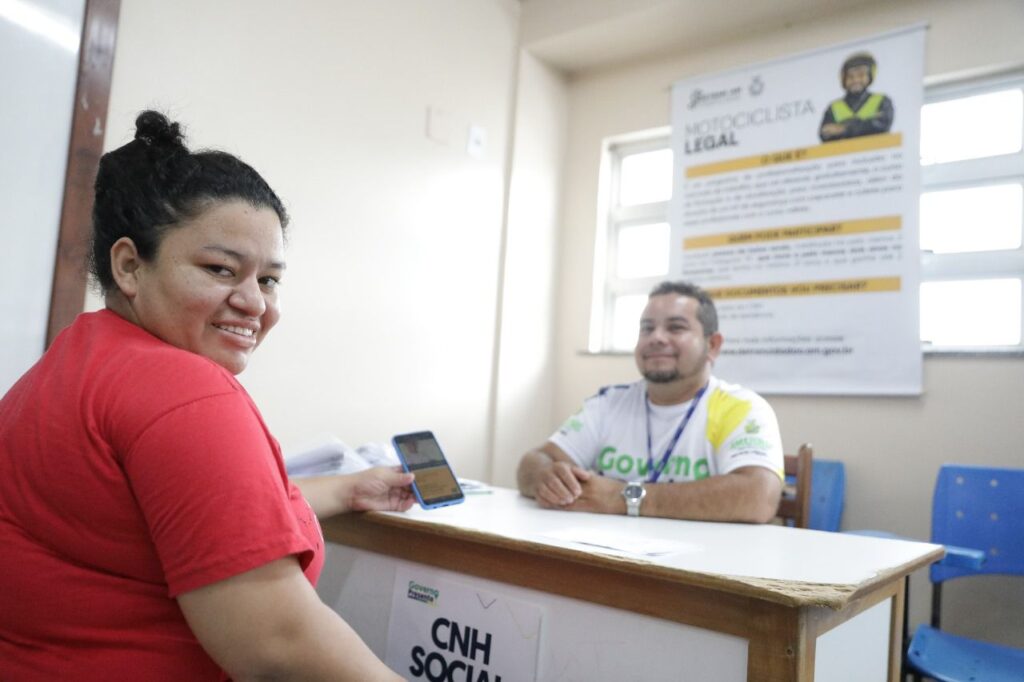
<box><xmin>920</xmin><ymin>279</ymin><xmax>1022</xmax><ymax>346</ymax></box>
<box><xmin>619</xmin><ymin>148</ymin><xmax>673</xmax><ymax>206</ymax></box>
<box><xmin>616</xmin><ymin>222</ymin><xmax>669</xmax><ymax>278</ymax></box>
<box><xmin>921</xmin><ymin>89</ymin><xmax>1024</xmax><ymax>165</ymax></box>
<box><xmin>611</xmin><ymin>294</ymin><xmax>647</xmax><ymax>351</ymax></box>
<box><xmin>920</xmin><ymin>184</ymin><xmax>1023</xmax><ymax>253</ymax></box>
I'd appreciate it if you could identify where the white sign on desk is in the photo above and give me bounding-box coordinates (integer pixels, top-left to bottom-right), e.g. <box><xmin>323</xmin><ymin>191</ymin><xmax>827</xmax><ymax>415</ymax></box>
<box><xmin>385</xmin><ymin>566</ymin><xmax>542</xmax><ymax>682</ymax></box>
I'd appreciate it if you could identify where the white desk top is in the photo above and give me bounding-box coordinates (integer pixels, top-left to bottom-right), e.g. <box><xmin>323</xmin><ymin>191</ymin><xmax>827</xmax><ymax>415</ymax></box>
<box><xmin>369</xmin><ymin>487</ymin><xmax>941</xmax><ymax>608</ymax></box>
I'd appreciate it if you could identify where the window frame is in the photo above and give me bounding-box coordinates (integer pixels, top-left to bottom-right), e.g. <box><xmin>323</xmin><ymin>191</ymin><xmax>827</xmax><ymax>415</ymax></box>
<box><xmin>591</xmin><ymin>72</ymin><xmax>1024</xmax><ymax>355</ymax></box>
<box><xmin>920</xmin><ymin>71</ymin><xmax>1024</xmax><ymax>354</ymax></box>
<box><xmin>589</xmin><ymin>130</ymin><xmax>671</xmax><ymax>352</ymax></box>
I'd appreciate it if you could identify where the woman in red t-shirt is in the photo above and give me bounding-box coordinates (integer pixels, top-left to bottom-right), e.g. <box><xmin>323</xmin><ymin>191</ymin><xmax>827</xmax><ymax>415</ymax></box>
<box><xmin>0</xmin><ymin>111</ymin><xmax>412</xmax><ymax>681</ymax></box>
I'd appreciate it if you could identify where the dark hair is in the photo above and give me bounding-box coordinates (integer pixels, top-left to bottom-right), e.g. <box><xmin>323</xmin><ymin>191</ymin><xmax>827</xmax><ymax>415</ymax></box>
<box><xmin>89</xmin><ymin>110</ymin><xmax>289</xmax><ymax>291</ymax></box>
<box><xmin>649</xmin><ymin>281</ymin><xmax>718</xmax><ymax>337</ymax></box>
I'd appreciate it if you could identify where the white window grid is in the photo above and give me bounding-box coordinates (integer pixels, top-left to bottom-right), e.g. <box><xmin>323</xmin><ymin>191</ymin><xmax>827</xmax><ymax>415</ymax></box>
<box><xmin>591</xmin><ymin>72</ymin><xmax>1024</xmax><ymax>355</ymax></box>
<box><xmin>589</xmin><ymin>132</ymin><xmax>671</xmax><ymax>352</ymax></box>
<box><xmin>920</xmin><ymin>72</ymin><xmax>1024</xmax><ymax>353</ymax></box>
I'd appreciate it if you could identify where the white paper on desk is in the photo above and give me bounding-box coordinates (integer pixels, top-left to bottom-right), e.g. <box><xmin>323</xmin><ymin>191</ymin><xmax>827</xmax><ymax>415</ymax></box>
<box><xmin>457</xmin><ymin>477</ymin><xmax>493</xmax><ymax>494</ymax></box>
<box><xmin>540</xmin><ymin>526</ymin><xmax>697</xmax><ymax>557</ymax></box>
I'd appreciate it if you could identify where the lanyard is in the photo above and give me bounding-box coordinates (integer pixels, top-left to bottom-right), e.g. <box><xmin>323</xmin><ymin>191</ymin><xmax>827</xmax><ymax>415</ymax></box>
<box><xmin>644</xmin><ymin>383</ymin><xmax>708</xmax><ymax>483</ymax></box>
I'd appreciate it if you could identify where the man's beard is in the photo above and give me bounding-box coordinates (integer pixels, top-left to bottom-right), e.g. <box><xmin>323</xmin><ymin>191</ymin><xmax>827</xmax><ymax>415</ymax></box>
<box><xmin>642</xmin><ymin>368</ymin><xmax>680</xmax><ymax>384</ymax></box>
<box><xmin>641</xmin><ymin>346</ymin><xmax>709</xmax><ymax>384</ymax></box>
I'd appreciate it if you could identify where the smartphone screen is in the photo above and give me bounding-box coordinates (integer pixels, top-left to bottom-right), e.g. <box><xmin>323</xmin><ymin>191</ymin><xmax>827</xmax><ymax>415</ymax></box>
<box><xmin>392</xmin><ymin>431</ymin><xmax>465</xmax><ymax>508</ymax></box>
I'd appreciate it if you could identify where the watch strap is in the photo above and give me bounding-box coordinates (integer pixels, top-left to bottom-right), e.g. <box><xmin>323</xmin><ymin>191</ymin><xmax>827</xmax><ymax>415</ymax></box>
<box><xmin>623</xmin><ymin>481</ymin><xmax>646</xmax><ymax>517</ymax></box>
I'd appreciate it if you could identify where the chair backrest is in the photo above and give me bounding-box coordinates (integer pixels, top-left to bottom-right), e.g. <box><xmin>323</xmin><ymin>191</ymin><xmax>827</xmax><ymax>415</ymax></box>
<box><xmin>930</xmin><ymin>464</ymin><xmax>1024</xmax><ymax>583</ymax></box>
<box><xmin>809</xmin><ymin>459</ymin><xmax>846</xmax><ymax>532</ymax></box>
<box><xmin>777</xmin><ymin>443</ymin><xmax>812</xmax><ymax>529</ymax></box>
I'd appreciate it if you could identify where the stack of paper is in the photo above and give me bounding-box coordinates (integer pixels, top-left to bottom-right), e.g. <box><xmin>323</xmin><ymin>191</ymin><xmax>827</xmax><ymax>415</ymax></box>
<box><xmin>285</xmin><ymin>438</ymin><xmax>400</xmax><ymax>477</ymax></box>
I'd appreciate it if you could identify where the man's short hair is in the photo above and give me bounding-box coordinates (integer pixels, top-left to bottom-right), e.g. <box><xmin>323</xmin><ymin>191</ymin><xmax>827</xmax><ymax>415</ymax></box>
<box><xmin>649</xmin><ymin>281</ymin><xmax>718</xmax><ymax>337</ymax></box>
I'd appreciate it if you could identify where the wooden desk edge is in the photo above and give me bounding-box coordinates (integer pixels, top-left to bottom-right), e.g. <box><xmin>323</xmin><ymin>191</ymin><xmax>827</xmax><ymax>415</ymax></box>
<box><xmin>323</xmin><ymin>512</ymin><xmax>938</xmax><ymax>682</ymax></box>
<box><xmin>321</xmin><ymin>511</ymin><xmax>942</xmax><ymax>611</ymax></box>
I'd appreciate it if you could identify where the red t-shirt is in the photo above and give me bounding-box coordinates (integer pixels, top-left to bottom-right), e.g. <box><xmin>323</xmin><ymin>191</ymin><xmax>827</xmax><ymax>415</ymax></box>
<box><xmin>0</xmin><ymin>310</ymin><xmax>324</xmax><ymax>680</ymax></box>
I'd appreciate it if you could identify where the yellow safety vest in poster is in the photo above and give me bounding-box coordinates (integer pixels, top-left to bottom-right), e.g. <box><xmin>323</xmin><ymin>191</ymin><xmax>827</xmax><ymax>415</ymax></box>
<box><xmin>830</xmin><ymin>93</ymin><xmax>885</xmax><ymax>122</ymax></box>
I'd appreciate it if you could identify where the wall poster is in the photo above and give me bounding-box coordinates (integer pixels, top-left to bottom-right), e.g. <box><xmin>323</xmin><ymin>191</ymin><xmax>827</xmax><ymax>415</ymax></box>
<box><xmin>670</xmin><ymin>25</ymin><xmax>926</xmax><ymax>394</ymax></box>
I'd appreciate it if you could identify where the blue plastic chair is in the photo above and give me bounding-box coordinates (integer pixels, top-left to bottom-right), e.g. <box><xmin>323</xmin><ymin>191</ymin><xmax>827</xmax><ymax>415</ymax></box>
<box><xmin>906</xmin><ymin>464</ymin><xmax>1024</xmax><ymax>682</ymax></box>
<box><xmin>779</xmin><ymin>451</ymin><xmax>845</xmax><ymax>531</ymax></box>
<box><xmin>808</xmin><ymin>459</ymin><xmax>845</xmax><ymax>532</ymax></box>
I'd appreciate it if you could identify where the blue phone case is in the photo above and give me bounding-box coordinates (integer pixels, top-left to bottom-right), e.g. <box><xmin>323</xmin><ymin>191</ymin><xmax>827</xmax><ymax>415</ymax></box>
<box><xmin>392</xmin><ymin>431</ymin><xmax>465</xmax><ymax>509</ymax></box>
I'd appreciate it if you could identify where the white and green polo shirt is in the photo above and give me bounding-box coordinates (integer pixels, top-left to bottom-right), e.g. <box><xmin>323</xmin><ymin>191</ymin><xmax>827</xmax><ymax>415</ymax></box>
<box><xmin>550</xmin><ymin>376</ymin><xmax>783</xmax><ymax>483</ymax></box>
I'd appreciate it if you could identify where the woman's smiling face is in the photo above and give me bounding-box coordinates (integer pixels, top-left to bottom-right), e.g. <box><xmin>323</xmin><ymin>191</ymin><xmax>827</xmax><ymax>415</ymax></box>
<box><xmin>114</xmin><ymin>200</ymin><xmax>286</xmax><ymax>374</ymax></box>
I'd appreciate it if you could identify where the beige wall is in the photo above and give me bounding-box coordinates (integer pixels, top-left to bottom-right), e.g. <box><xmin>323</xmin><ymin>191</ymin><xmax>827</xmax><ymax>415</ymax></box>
<box><xmin>103</xmin><ymin>0</ymin><xmax>523</xmax><ymax>481</ymax></box>
<box><xmin>490</xmin><ymin>50</ymin><xmax>568</xmax><ymax>486</ymax></box>
<box><xmin>550</xmin><ymin>0</ymin><xmax>1024</xmax><ymax>642</ymax></box>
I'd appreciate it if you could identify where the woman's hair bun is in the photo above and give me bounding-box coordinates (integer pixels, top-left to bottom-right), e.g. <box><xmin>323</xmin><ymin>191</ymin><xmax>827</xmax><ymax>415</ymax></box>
<box><xmin>90</xmin><ymin>109</ymin><xmax>288</xmax><ymax>292</ymax></box>
<box><xmin>134</xmin><ymin>110</ymin><xmax>185</xmax><ymax>149</ymax></box>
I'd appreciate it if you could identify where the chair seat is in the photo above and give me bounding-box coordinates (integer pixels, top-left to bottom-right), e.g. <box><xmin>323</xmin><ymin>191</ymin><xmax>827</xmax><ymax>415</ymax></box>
<box><xmin>908</xmin><ymin>624</ymin><xmax>1024</xmax><ymax>682</ymax></box>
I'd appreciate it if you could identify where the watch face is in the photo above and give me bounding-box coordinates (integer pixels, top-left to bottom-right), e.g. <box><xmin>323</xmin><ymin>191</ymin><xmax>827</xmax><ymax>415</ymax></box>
<box><xmin>624</xmin><ymin>483</ymin><xmax>643</xmax><ymax>501</ymax></box>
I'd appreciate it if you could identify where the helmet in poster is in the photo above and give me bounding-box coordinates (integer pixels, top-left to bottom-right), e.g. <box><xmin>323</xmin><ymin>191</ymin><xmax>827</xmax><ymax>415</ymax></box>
<box><xmin>840</xmin><ymin>52</ymin><xmax>877</xmax><ymax>86</ymax></box>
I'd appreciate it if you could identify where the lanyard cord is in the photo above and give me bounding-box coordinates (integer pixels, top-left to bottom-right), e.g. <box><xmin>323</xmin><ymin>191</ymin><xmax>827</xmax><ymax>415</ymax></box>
<box><xmin>644</xmin><ymin>383</ymin><xmax>708</xmax><ymax>483</ymax></box>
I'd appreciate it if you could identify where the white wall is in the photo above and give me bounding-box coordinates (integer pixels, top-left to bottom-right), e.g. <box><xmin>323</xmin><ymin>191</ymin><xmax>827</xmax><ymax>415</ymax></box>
<box><xmin>548</xmin><ymin>0</ymin><xmax>1024</xmax><ymax>643</ymax></box>
<box><xmin>103</xmin><ymin>0</ymin><xmax>522</xmax><ymax>481</ymax></box>
<box><xmin>490</xmin><ymin>50</ymin><xmax>568</xmax><ymax>487</ymax></box>
<box><xmin>0</xmin><ymin>0</ymin><xmax>83</xmax><ymax>394</ymax></box>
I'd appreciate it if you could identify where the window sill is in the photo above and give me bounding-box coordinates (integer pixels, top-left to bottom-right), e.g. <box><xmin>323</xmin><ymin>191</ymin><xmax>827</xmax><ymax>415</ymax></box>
<box><xmin>577</xmin><ymin>348</ymin><xmax>1024</xmax><ymax>358</ymax></box>
<box><xmin>922</xmin><ymin>346</ymin><xmax>1024</xmax><ymax>357</ymax></box>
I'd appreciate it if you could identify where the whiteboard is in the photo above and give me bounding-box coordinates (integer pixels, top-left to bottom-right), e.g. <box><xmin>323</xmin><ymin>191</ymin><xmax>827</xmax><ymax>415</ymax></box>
<box><xmin>0</xmin><ymin>0</ymin><xmax>84</xmax><ymax>394</ymax></box>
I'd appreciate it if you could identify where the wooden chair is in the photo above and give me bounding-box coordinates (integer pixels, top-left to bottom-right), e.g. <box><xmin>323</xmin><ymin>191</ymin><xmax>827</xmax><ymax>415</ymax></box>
<box><xmin>776</xmin><ymin>443</ymin><xmax>813</xmax><ymax>528</ymax></box>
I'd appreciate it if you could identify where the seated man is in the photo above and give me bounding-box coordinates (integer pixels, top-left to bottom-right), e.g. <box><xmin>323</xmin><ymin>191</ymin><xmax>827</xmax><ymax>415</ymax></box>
<box><xmin>517</xmin><ymin>281</ymin><xmax>783</xmax><ymax>522</ymax></box>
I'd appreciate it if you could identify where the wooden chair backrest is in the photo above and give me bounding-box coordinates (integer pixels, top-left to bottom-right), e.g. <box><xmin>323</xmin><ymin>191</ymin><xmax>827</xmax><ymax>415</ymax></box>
<box><xmin>777</xmin><ymin>443</ymin><xmax>813</xmax><ymax>529</ymax></box>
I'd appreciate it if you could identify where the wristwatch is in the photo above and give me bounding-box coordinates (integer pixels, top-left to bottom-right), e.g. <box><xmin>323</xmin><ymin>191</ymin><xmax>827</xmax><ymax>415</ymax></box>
<box><xmin>622</xmin><ymin>481</ymin><xmax>646</xmax><ymax>517</ymax></box>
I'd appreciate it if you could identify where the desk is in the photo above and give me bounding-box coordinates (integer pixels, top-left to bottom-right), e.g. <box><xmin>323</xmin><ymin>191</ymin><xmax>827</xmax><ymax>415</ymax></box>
<box><xmin>320</xmin><ymin>488</ymin><xmax>941</xmax><ymax>681</ymax></box>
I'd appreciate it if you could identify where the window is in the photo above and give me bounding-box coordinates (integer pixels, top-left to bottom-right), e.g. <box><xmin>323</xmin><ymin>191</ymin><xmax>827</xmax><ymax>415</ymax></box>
<box><xmin>591</xmin><ymin>72</ymin><xmax>1024</xmax><ymax>353</ymax></box>
<box><xmin>589</xmin><ymin>135</ymin><xmax>672</xmax><ymax>351</ymax></box>
<box><xmin>919</xmin><ymin>74</ymin><xmax>1024</xmax><ymax>351</ymax></box>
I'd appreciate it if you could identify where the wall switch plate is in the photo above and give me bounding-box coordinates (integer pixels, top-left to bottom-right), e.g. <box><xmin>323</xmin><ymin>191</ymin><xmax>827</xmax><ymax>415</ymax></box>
<box><xmin>467</xmin><ymin>124</ymin><xmax>486</xmax><ymax>159</ymax></box>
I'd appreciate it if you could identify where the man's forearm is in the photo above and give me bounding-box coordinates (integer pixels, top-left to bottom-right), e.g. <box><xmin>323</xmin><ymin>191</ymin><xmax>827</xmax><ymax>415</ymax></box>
<box><xmin>516</xmin><ymin>448</ymin><xmax>554</xmax><ymax>498</ymax></box>
<box><xmin>641</xmin><ymin>467</ymin><xmax>782</xmax><ymax>523</ymax></box>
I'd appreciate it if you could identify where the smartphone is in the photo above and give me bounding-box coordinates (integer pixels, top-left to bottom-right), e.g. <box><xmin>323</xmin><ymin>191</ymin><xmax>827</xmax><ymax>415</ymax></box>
<box><xmin>392</xmin><ymin>431</ymin><xmax>465</xmax><ymax>509</ymax></box>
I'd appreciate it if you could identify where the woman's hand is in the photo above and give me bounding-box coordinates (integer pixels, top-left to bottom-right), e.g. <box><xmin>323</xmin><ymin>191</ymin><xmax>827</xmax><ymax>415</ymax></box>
<box><xmin>293</xmin><ymin>467</ymin><xmax>416</xmax><ymax>518</ymax></box>
<box><xmin>346</xmin><ymin>466</ymin><xmax>416</xmax><ymax>512</ymax></box>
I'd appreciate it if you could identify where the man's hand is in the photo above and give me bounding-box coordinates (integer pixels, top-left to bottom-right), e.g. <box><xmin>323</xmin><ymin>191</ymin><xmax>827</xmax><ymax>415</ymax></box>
<box><xmin>533</xmin><ymin>460</ymin><xmax>592</xmax><ymax>509</ymax></box>
<box><xmin>518</xmin><ymin>443</ymin><xmax>629</xmax><ymax>515</ymax></box>
<box><xmin>564</xmin><ymin>474</ymin><xmax>627</xmax><ymax>514</ymax></box>
<box><xmin>821</xmin><ymin>122</ymin><xmax>847</xmax><ymax>137</ymax></box>
<box><xmin>518</xmin><ymin>443</ymin><xmax>599</xmax><ymax>509</ymax></box>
